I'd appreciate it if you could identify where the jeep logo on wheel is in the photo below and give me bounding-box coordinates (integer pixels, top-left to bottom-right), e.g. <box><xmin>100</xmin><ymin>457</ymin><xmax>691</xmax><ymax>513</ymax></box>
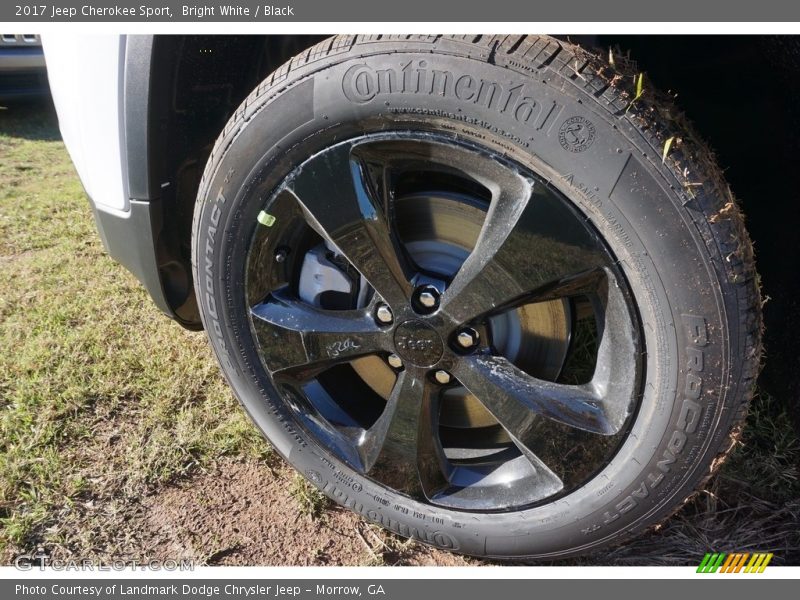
<box><xmin>393</xmin><ymin>320</ymin><xmax>444</xmax><ymax>367</ymax></box>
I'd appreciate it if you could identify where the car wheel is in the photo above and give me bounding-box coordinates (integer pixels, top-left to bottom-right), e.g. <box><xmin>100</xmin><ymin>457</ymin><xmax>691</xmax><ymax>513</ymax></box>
<box><xmin>192</xmin><ymin>35</ymin><xmax>761</xmax><ymax>558</ymax></box>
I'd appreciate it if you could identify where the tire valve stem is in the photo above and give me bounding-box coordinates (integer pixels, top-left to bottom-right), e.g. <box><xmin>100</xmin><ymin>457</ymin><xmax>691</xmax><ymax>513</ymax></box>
<box><xmin>257</xmin><ymin>210</ymin><xmax>276</xmax><ymax>227</ymax></box>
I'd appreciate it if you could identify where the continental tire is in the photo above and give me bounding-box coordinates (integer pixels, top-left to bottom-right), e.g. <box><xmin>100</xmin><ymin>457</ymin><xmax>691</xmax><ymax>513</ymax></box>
<box><xmin>191</xmin><ymin>35</ymin><xmax>761</xmax><ymax>559</ymax></box>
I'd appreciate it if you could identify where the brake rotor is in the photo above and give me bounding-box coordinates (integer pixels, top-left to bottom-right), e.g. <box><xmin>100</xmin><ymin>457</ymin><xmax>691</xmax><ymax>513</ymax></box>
<box><xmin>348</xmin><ymin>192</ymin><xmax>572</xmax><ymax>430</ymax></box>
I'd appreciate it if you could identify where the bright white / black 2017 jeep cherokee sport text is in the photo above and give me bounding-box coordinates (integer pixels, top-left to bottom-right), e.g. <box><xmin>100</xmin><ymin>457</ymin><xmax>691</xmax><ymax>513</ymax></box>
<box><xmin>43</xmin><ymin>34</ymin><xmax>764</xmax><ymax>559</ymax></box>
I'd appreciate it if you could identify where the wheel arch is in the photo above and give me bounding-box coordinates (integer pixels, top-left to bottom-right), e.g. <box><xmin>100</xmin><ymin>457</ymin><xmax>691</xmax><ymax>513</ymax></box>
<box><xmin>123</xmin><ymin>34</ymin><xmax>325</xmax><ymax>328</ymax></box>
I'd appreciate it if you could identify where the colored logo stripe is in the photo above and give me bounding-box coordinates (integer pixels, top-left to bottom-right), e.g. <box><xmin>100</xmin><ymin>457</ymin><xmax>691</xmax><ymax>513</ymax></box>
<box><xmin>745</xmin><ymin>553</ymin><xmax>773</xmax><ymax>573</ymax></box>
<box><xmin>697</xmin><ymin>553</ymin><xmax>726</xmax><ymax>573</ymax></box>
<box><xmin>697</xmin><ymin>552</ymin><xmax>773</xmax><ymax>573</ymax></box>
<box><xmin>733</xmin><ymin>553</ymin><xmax>750</xmax><ymax>573</ymax></box>
<box><xmin>720</xmin><ymin>553</ymin><xmax>737</xmax><ymax>573</ymax></box>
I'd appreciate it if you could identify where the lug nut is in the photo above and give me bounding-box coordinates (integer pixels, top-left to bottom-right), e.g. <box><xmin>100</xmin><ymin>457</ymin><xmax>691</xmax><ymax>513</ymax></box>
<box><xmin>376</xmin><ymin>304</ymin><xmax>393</xmax><ymax>324</ymax></box>
<box><xmin>419</xmin><ymin>291</ymin><xmax>437</xmax><ymax>308</ymax></box>
<box><xmin>415</xmin><ymin>285</ymin><xmax>441</xmax><ymax>312</ymax></box>
<box><xmin>434</xmin><ymin>370</ymin><xmax>452</xmax><ymax>385</ymax></box>
<box><xmin>387</xmin><ymin>354</ymin><xmax>403</xmax><ymax>369</ymax></box>
<box><xmin>456</xmin><ymin>328</ymin><xmax>480</xmax><ymax>349</ymax></box>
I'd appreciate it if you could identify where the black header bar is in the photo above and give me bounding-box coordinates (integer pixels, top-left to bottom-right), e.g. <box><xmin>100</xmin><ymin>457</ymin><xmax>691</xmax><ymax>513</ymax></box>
<box><xmin>3</xmin><ymin>0</ymin><xmax>800</xmax><ymax>22</ymax></box>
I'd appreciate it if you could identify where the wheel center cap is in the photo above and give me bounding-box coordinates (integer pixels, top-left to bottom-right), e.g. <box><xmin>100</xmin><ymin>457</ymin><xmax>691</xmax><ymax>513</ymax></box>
<box><xmin>393</xmin><ymin>320</ymin><xmax>444</xmax><ymax>367</ymax></box>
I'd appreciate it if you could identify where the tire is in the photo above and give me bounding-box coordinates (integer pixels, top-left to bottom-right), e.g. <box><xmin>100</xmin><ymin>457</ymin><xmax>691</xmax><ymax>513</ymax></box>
<box><xmin>191</xmin><ymin>35</ymin><xmax>761</xmax><ymax>559</ymax></box>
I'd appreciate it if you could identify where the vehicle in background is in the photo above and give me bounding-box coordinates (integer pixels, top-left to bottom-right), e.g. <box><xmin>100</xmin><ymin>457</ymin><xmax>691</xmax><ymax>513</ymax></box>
<box><xmin>0</xmin><ymin>34</ymin><xmax>48</xmax><ymax>102</ymax></box>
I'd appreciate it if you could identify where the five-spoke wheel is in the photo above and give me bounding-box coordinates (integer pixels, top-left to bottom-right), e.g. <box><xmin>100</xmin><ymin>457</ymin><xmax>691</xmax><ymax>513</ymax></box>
<box><xmin>247</xmin><ymin>135</ymin><xmax>642</xmax><ymax>511</ymax></box>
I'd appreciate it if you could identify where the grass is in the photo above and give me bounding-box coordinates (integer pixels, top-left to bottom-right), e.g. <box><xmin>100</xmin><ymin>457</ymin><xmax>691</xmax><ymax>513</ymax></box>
<box><xmin>0</xmin><ymin>102</ymin><xmax>798</xmax><ymax>565</ymax></box>
<box><xmin>0</xmin><ymin>102</ymin><xmax>270</xmax><ymax>561</ymax></box>
<box><xmin>289</xmin><ymin>473</ymin><xmax>330</xmax><ymax>521</ymax></box>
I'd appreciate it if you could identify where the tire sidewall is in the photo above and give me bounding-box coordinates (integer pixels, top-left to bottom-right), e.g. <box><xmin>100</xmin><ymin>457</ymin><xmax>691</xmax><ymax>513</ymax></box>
<box><xmin>194</xmin><ymin>46</ymin><xmax>734</xmax><ymax>558</ymax></box>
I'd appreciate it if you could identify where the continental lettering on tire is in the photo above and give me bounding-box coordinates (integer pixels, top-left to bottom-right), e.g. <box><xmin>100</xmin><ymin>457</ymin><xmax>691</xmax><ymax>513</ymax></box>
<box><xmin>342</xmin><ymin>61</ymin><xmax>564</xmax><ymax>133</ymax></box>
<box><xmin>581</xmin><ymin>314</ymin><xmax>708</xmax><ymax>535</ymax></box>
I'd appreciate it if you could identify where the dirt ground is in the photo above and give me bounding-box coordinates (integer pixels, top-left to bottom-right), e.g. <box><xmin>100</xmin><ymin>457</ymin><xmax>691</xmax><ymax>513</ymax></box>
<box><xmin>139</xmin><ymin>460</ymin><xmax>473</xmax><ymax>566</ymax></box>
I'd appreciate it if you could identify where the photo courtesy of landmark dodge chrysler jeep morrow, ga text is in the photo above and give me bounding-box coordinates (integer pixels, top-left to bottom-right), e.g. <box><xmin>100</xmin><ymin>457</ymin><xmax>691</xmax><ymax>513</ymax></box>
<box><xmin>43</xmin><ymin>34</ymin><xmax>779</xmax><ymax>559</ymax></box>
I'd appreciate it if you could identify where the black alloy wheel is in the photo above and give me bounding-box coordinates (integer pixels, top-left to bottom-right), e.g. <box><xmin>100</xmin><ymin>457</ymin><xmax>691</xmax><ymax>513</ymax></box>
<box><xmin>193</xmin><ymin>35</ymin><xmax>761</xmax><ymax>559</ymax></box>
<box><xmin>247</xmin><ymin>134</ymin><xmax>642</xmax><ymax>511</ymax></box>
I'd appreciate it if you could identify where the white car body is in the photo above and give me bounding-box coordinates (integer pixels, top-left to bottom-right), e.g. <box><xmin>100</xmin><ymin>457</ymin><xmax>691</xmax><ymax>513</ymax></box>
<box><xmin>43</xmin><ymin>34</ymin><xmax>130</xmax><ymax>214</ymax></box>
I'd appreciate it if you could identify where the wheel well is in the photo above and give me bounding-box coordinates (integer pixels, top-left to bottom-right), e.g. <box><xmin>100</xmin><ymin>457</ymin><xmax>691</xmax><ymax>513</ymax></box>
<box><xmin>147</xmin><ymin>35</ymin><xmax>326</xmax><ymax>327</ymax></box>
